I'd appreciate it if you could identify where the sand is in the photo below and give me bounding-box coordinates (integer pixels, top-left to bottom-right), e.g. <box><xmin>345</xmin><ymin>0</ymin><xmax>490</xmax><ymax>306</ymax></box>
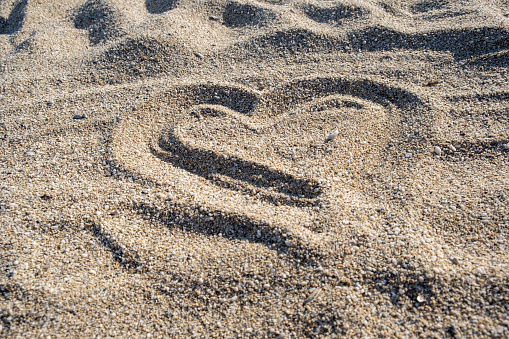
<box><xmin>0</xmin><ymin>0</ymin><xmax>508</xmax><ymax>337</ymax></box>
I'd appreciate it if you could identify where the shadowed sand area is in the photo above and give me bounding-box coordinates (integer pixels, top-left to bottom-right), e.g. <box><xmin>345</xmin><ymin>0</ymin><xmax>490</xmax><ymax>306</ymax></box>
<box><xmin>0</xmin><ymin>0</ymin><xmax>508</xmax><ymax>337</ymax></box>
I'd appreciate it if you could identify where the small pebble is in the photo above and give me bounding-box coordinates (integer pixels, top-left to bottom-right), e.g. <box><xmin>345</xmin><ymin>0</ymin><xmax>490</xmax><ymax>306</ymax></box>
<box><xmin>417</xmin><ymin>295</ymin><xmax>425</xmax><ymax>303</ymax></box>
<box><xmin>502</xmin><ymin>143</ymin><xmax>509</xmax><ymax>150</ymax></box>
<box><xmin>448</xmin><ymin>144</ymin><xmax>456</xmax><ymax>152</ymax></box>
<box><xmin>303</xmin><ymin>287</ymin><xmax>322</xmax><ymax>306</ymax></box>
<box><xmin>434</xmin><ymin>146</ymin><xmax>442</xmax><ymax>155</ymax></box>
<box><xmin>73</xmin><ymin>114</ymin><xmax>85</xmax><ymax>119</ymax></box>
<box><xmin>416</xmin><ymin>184</ymin><xmax>423</xmax><ymax>190</ymax></box>
<box><xmin>195</xmin><ymin>53</ymin><xmax>204</xmax><ymax>59</ymax></box>
<box><xmin>449</xmin><ymin>258</ymin><xmax>459</xmax><ymax>265</ymax></box>
<box><xmin>404</xmin><ymin>152</ymin><xmax>412</xmax><ymax>158</ymax></box>
<box><xmin>326</xmin><ymin>129</ymin><xmax>339</xmax><ymax>141</ymax></box>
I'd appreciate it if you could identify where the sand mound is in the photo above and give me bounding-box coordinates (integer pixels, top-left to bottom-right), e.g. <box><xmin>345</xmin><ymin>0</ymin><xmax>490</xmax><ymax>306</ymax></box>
<box><xmin>73</xmin><ymin>0</ymin><xmax>125</xmax><ymax>45</ymax></box>
<box><xmin>145</xmin><ymin>0</ymin><xmax>179</xmax><ymax>14</ymax></box>
<box><xmin>1</xmin><ymin>0</ymin><xmax>508</xmax><ymax>337</ymax></box>
<box><xmin>302</xmin><ymin>1</ymin><xmax>368</xmax><ymax>23</ymax></box>
<box><xmin>222</xmin><ymin>1</ymin><xmax>278</xmax><ymax>27</ymax></box>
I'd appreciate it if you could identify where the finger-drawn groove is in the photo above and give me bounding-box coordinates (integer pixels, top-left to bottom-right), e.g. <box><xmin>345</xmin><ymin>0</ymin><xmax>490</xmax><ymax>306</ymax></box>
<box><xmin>177</xmin><ymin>84</ymin><xmax>259</xmax><ymax>114</ymax></box>
<box><xmin>265</xmin><ymin>76</ymin><xmax>423</xmax><ymax>115</ymax></box>
<box><xmin>0</xmin><ymin>0</ymin><xmax>28</xmax><ymax>35</ymax></box>
<box><xmin>90</xmin><ymin>223</ymin><xmax>143</xmax><ymax>272</ymax></box>
<box><xmin>110</xmin><ymin>76</ymin><xmax>432</xmax><ymax>260</ymax></box>
<box><xmin>138</xmin><ymin>201</ymin><xmax>323</xmax><ymax>263</ymax></box>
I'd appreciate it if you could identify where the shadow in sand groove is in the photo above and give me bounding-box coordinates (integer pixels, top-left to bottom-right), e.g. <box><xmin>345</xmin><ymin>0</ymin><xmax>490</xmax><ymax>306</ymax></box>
<box><xmin>137</xmin><ymin>201</ymin><xmax>324</xmax><ymax>263</ymax></box>
<box><xmin>155</xmin><ymin>131</ymin><xmax>322</xmax><ymax>206</ymax></box>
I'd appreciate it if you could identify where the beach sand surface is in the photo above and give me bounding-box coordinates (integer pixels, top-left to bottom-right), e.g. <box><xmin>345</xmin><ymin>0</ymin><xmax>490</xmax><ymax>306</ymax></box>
<box><xmin>1</xmin><ymin>0</ymin><xmax>508</xmax><ymax>337</ymax></box>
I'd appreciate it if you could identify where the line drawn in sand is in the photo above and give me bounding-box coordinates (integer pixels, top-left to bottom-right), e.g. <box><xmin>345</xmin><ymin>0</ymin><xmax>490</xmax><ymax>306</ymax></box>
<box><xmin>110</xmin><ymin>75</ymin><xmax>437</xmax><ymax>261</ymax></box>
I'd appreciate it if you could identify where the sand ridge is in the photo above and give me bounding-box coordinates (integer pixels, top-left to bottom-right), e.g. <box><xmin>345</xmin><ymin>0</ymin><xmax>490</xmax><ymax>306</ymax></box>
<box><xmin>1</xmin><ymin>0</ymin><xmax>509</xmax><ymax>337</ymax></box>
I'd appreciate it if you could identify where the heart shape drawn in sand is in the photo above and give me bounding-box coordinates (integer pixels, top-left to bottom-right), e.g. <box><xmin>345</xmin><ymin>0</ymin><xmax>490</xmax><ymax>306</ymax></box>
<box><xmin>111</xmin><ymin>75</ymin><xmax>435</xmax><ymax>260</ymax></box>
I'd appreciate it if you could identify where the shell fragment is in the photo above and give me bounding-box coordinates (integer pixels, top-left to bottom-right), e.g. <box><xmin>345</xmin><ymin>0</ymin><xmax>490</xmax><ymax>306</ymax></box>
<box><xmin>326</xmin><ymin>129</ymin><xmax>339</xmax><ymax>141</ymax></box>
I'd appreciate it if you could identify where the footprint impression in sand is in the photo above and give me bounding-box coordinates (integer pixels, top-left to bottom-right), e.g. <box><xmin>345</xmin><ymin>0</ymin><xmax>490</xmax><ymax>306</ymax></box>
<box><xmin>111</xmin><ymin>75</ymin><xmax>435</xmax><ymax>258</ymax></box>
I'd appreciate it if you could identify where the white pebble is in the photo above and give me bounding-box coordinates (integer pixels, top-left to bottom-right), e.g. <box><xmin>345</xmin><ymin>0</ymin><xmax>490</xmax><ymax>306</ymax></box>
<box><xmin>416</xmin><ymin>184</ymin><xmax>422</xmax><ymax>190</ymax></box>
<box><xmin>326</xmin><ymin>129</ymin><xmax>339</xmax><ymax>141</ymax></box>
<box><xmin>263</xmin><ymin>283</ymin><xmax>270</xmax><ymax>289</ymax></box>
<box><xmin>9</xmin><ymin>203</ymin><xmax>17</xmax><ymax>208</ymax></box>
<box><xmin>502</xmin><ymin>144</ymin><xmax>509</xmax><ymax>150</ymax></box>
<box><xmin>417</xmin><ymin>295</ymin><xmax>425</xmax><ymax>303</ymax></box>
<box><xmin>404</xmin><ymin>152</ymin><xmax>412</xmax><ymax>158</ymax></box>
<box><xmin>448</xmin><ymin>144</ymin><xmax>456</xmax><ymax>152</ymax></box>
<box><xmin>434</xmin><ymin>146</ymin><xmax>442</xmax><ymax>155</ymax></box>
